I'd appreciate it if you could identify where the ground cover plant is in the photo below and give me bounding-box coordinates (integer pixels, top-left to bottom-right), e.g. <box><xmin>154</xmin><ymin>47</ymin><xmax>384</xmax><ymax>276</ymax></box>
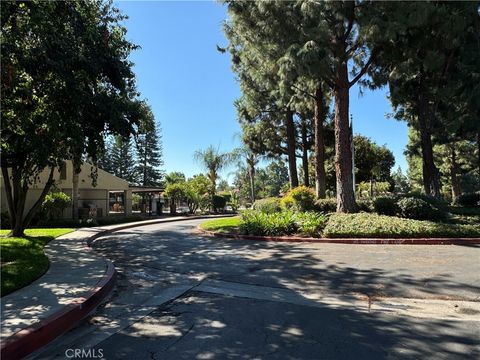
<box><xmin>0</xmin><ymin>228</ymin><xmax>74</xmax><ymax>296</ymax></box>
<box><xmin>200</xmin><ymin>195</ymin><xmax>480</xmax><ymax>239</ymax></box>
<box><xmin>323</xmin><ymin>213</ymin><xmax>480</xmax><ymax>238</ymax></box>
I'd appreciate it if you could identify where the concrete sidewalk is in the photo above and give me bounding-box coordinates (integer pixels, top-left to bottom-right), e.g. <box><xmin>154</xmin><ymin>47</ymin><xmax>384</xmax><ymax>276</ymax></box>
<box><xmin>0</xmin><ymin>215</ymin><xmax>224</xmax><ymax>359</ymax></box>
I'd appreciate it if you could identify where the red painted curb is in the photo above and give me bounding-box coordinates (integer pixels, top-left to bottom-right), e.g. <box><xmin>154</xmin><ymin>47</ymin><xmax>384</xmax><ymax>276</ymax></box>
<box><xmin>1</xmin><ymin>263</ymin><xmax>116</xmax><ymax>360</ymax></box>
<box><xmin>198</xmin><ymin>226</ymin><xmax>480</xmax><ymax>245</ymax></box>
<box><xmin>0</xmin><ymin>215</ymin><xmax>232</xmax><ymax>360</ymax></box>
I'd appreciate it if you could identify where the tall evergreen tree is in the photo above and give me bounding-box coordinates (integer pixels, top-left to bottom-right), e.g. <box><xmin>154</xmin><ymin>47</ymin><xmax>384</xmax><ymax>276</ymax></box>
<box><xmin>370</xmin><ymin>1</ymin><xmax>479</xmax><ymax>198</ymax></box>
<box><xmin>223</xmin><ymin>1</ymin><xmax>394</xmax><ymax>212</ymax></box>
<box><xmin>135</xmin><ymin>107</ymin><xmax>164</xmax><ymax>186</ymax></box>
<box><xmin>110</xmin><ymin>135</ymin><xmax>137</xmax><ymax>183</ymax></box>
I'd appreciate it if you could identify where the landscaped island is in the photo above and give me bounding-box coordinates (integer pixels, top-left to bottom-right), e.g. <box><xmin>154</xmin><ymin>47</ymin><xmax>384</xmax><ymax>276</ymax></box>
<box><xmin>200</xmin><ymin>187</ymin><xmax>480</xmax><ymax>239</ymax></box>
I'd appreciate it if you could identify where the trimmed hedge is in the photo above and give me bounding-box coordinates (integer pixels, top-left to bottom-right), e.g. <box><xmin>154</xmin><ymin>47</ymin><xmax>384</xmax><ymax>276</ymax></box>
<box><xmin>397</xmin><ymin>197</ymin><xmax>446</xmax><ymax>221</ymax></box>
<box><xmin>323</xmin><ymin>213</ymin><xmax>480</xmax><ymax>238</ymax></box>
<box><xmin>212</xmin><ymin>195</ymin><xmax>227</xmax><ymax>212</ymax></box>
<box><xmin>372</xmin><ymin>196</ymin><xmax>397</xmax><ymax>216</ymax></box>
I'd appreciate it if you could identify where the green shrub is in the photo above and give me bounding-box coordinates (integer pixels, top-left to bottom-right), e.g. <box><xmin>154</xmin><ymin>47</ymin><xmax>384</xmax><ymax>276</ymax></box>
<box><xmin>314</xmin><ymin>198</ymin><xmax>337</xmax><ymax>213</ymax></box>
<box><xmin>323</xmin><ymin>213</ymin><xmax>480</xmax><ymax>238</ymax></box>
<box><xmin>41</xmin><ymin>192</ymin><xmax>72</xmax><ymax>220</ymax></box>
<box><xmin>295</xmin><ymin>212</ymin><xmax>328</xmax><ymax>237</ymax></box>
<box><xmin>281</xmin><ymin>186</ymin><xmax>316</xmax><ymax>212</ymax></box>
<box><xmin>239</xmin><ymin>210</ymin><xmax>327</xmax><ymax>237</ymax></box>
<box><xmin>240</xmin><ymin>210</ymin><xmax>297</xmax><ymax>236</ymax></box>
<box><xmin>228</xmin><ymin>190</ymin><xmax>240</xmax><ymax>213</ymax></box>
<box><xmin>397</xmin><ymin>197</ymin><xmax>446</xmax><ymax>221</ymax></box>
<box><xmin>457</xmin><ymin>192</ymin><xmax>480</xmax><ymax>207</ymax></box>
<box><xmin>212</xmin><ymin>195</ymin><xmax>227</xmax><ymax>212</ymax></box>
<box><xmin>404</xmin><ymin>192</ymin><xmax>449</xmax><ymax>211</ymax></box>
<box><xmin>356</xmin><ymin>199</ymin><xmax>374</xmax><ymax>213</ymax></box>
<box><xmin>252</xmin><ymin>197</ymin><xmax>281</xmax><ymax>214</ymax></box>
<box><xmin>372</xmin><ymin>196</ymin><xmax>398</xmax><ymax>216</ymax></box>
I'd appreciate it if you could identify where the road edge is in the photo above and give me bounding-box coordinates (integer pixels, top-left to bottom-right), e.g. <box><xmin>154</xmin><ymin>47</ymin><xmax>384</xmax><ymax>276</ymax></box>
<box><xmin>1</xmin><ymin>215</ymin><xmax>233</xmax><ymax>360</ymax></box>
<box><xmin>197</xmin><ymin>225</ymin><xmax>480</xmax><ymax>245</ymax></box>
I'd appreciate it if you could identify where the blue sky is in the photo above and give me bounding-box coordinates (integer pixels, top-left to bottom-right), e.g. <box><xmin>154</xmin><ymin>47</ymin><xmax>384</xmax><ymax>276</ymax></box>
<box><xmin>115</xmin><ymin>1</ymin><xmax>408</xmax><ymax>180</ymax></box>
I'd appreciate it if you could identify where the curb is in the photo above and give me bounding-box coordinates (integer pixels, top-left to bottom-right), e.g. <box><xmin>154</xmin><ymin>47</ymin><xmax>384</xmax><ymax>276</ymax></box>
<box><xmin>198</xmin><ymin>226</ymin><xmax>480</xmax><ymax>245</ymax></box>
<box><xmin>1</xmin><ymin>215</ymin><xmax>232</xmax><ymax>360</ymax></box>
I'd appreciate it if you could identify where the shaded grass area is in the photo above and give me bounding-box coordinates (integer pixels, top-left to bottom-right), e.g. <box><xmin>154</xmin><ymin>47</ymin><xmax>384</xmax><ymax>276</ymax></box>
<box><xmin>199</xmin><ymin>217</ymin><xmax>240</xmax><ymax>234</ymax></box>
<box><xmin>0</xmin><ymin>228</ymin><xmax>74</xmax><ymax>296</ymax></box>
<box><xmin>323</xmin><ymin>213</ymin><xmax>480</xmax><ymax>238</ymax></box>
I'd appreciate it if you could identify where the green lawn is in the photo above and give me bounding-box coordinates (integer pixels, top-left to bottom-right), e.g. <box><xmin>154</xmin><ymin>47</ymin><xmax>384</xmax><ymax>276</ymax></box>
<box><xmin>0</xmin><ymin>228</ymin><xmax>75</xmax><ymax>296</ymax></box>
<box><xmin>199</xmin><ymin>217</ymin><xmax>241</xmax><ymax>234</ymax></box>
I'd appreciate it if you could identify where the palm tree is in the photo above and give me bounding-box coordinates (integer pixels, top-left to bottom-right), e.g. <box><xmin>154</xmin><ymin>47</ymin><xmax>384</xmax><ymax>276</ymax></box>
<box><xmin>232</xmin><ymin>146</ymin><xmax>260</xmax><ymax>203</ymax></box>
<box><xmin>193</xmin><ymin>146</ymin><xmax>234</xmax><ymax>196</ymax></box>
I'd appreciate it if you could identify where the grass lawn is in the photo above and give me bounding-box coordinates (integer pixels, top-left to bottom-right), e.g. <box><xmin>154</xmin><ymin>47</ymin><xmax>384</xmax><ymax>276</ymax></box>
<box><xmin>199</xmin><ymin>217</ymin><xmax>240</xmax><ymax>234</ymax></box>
<box><xmin>0</xmin><ymin>228</ymin><xmax>75</xmax><ymax>296</ymax></box>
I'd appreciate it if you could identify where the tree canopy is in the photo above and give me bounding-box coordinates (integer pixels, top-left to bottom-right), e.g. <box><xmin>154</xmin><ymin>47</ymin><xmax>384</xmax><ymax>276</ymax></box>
<box><xmin>1</xmin><ymin>0</ymin><xmax>150</xmax><ymax>235</ymax></box>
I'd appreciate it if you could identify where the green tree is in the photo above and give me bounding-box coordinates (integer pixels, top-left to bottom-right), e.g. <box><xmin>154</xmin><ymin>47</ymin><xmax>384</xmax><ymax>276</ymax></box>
<box><xmin>232</xmin><ymin>141</ymin><xmax>262</xmax><ymax>203</ymax></box>
<box><xmin>164</xmin><ymin>183</ymin><xmax>185</xmax><ymax>215</ymax></box>
<box><xmin>193</xmin><ymin>146</ymin><xmax>234</xmax><ymax>196</ymax></box>
<box><xmin>135</xmin><ymin>107</ymin><xmax>164</xmax><ymax>186</ymax></box>
<box><xmin>165</xmin><ymin>171</ymin><xmax>186</xmax><ymax>185</ymax></box>
<box><xmin>353</xmin><ymin>135</ymin><xmax>395</xmax><ymax>188</ymax></box>
<box><xmin>110</xmin><ymin>135</ymin><xmax>137</xmax><ymax>183</ymax></box>
<box><xmin>217</xmin><ymin>179</ymin><xmax>231</xmax><ymax>193</ymax></box>
<box><xmin>223</xmin><ymin>1</ymin><xmax>392</xmax><ymax>211</ymax></box>
<box><xmin>258</xmin><ymin>160</ymin><xmax>290</xmax><ymax>198</ymax></box>
<box><xmin>1</xmin><ymin>0</ymin><xmax>146</xmax><ymax>236</ymax></box>
<box><xmin>370</xmin><ymin>2</ymin><xmax>479</xmax><ymax>199</ymax></box>
<box><xmin>392</xmin><ymin>167</ymin><xmax>411</xmax><ymax>194</ymax></box>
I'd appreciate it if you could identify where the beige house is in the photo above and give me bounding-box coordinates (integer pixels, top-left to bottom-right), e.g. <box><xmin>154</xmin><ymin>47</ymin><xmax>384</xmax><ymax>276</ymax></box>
<box><xmin>1</xmin><ymin>161</ymin><xmax>132</xmax><ymax>219</ymax></box>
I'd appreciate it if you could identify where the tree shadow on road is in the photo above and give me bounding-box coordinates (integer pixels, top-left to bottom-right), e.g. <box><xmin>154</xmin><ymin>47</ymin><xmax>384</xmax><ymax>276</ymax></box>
<box><xmin>88</xmin><ymin>226</ymin><xmax>480</xmax><ymax>359</ymax></box>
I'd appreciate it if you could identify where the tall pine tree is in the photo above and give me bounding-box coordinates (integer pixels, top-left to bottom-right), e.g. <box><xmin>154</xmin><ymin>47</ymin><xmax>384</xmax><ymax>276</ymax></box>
<box><xmin>135</xmin><ymin>107</ymin><xmax>164</xmax><ymax>187</ymax></box>
<box><xmin>110</xmin><ymin>135</ymin><xmax>137</xmax><ymax>183</ymax></box>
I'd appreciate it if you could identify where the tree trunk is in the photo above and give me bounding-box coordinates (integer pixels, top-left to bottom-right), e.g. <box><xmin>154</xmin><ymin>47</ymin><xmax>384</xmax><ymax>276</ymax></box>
<box><xmin>2</xmin><ymin>166</ymin><xmax>16</xmax><ymax>229</ymax></box>
<box><xmin>22</xmin><ymin>167</ymin><xmax>56</xmax><ymax>231</ymax></box>
<box><xmin>170</xmin><ymin>198</ymin><xmax>177</xmax><ymax>215</ymax></box>
<box><xmin>449</xmin><ymin>144</ymin><xmax>461</xmax><ymax>204</ymax></box>
<box><xmin>248</xmin><ymin>164</ymin><xmax>255</xmax><ymax>203</ymax></box>
<box><xmin>72</xmin><ymin>169</ymin><xmax>80</xmax><ymax>220</ymax></box>
<box><xmin>285</xmin><ymin>109</ymin><xmax>299</xmax><ymax>188</ymax></box>
<box><xmin>417</xmin><ymin>81</ymin><xmax>441</xmax><ymax>198</ymax></box>
<box><xmin>477</xmin><ymin>130</ymin><xmax>480</xmax><ymax>181</ymax></box>
<box><xmin>334</xmin><ymin>65</ymin><xmax>356</xmax><ymax>212</ymax></box>
<box><xmin>314</xmin><ymin>86</ymin><xmax>326</xmax><ymax>198</ymax></box>
<box><xmin>300</xmin><ymin>116</ymin><xmax>310</xmax><ymax>187</ymax></box>
<box><xmin>6</xmin><ymin>166</ymin><xmax>56</xmax><ymax>236</ymax></box>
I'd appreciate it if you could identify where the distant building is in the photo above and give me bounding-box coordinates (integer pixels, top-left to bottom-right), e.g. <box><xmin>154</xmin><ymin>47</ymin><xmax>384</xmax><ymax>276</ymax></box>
<box><xmin>1</xmin><ymin>161</ymin><xmax>136</xmax><ymax>219</ymax></box>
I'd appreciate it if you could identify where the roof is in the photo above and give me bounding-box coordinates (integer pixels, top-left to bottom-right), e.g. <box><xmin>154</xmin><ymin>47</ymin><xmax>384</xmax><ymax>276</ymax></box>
<box><xmin>129</xmin><ymin>185</ymin><xmax>164</xmax><ymax>193</ymax></box>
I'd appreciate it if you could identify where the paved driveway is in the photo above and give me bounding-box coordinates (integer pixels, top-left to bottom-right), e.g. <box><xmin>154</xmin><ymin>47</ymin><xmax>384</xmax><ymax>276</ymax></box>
<box><xmin>31</xmin><ymin>219</ymin><xmax>480</xmax><ymax>360</ymax></box>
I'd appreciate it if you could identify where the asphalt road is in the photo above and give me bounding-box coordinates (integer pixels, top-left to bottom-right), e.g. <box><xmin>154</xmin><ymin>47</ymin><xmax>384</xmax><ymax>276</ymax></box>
<box><xmin>30</xmin><ymin>219</ymin><xmax>480</xmax><ymax>360</ymax></box>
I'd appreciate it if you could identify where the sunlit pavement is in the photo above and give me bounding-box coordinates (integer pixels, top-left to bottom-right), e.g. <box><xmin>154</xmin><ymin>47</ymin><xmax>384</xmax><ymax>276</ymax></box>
<box><xmin>30</xmin><ymin>219</ymin><xmax>480</xmax><ymax>360</ymax></box>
